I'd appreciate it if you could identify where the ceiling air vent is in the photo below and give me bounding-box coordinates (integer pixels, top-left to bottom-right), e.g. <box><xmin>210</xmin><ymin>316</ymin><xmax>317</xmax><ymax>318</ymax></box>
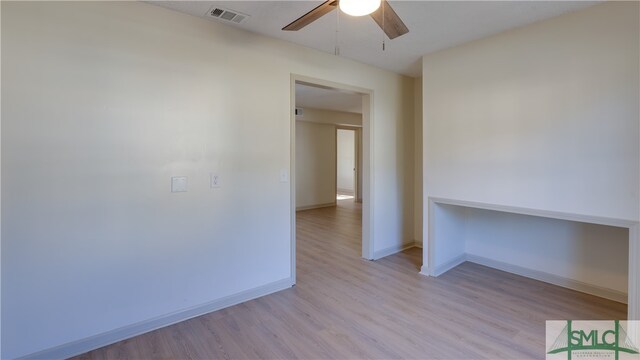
<box><xmin>206</xmin><ymin>7</ymin><xmax>250</xmax><ymax>24</ymax></box>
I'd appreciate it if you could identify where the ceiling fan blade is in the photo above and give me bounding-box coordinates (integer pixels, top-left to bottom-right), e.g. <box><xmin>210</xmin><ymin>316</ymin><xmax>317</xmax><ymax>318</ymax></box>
<box><xmin>370</xmin><ymin>0</ymin><xmax>409</xmax><ymax>39</ymax></box>
<box><xmin>282</xmin><ymin>0</ymin><xmax>338</xmax><ymax>31</ymax></box>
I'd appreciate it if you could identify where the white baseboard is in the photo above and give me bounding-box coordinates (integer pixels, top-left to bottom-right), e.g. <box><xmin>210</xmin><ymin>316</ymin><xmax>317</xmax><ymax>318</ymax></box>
<box><xmin>373</xmin><ymin>241</ymin><xmax>417</xmax><ymax>260</ymax></box>
<box><xmin>413</xmin><ymin>242</ymin><xmax>423</xmax><ymax>249</ymax></box>
<box><xmin>465</xmin><ymin>254</ymin><xmax>628</xmax><ymax>304</ymax></box>
<box><xmin>432</xmin><ymin>254</ymin><xmax>467</xmax><ymax>277</ymax></box>
<box><xmin>296</xmin><ymin>202</ymin><xmax>336</xmax><ymax>211</ymax></box>
<box><xmin>422</xmin><ymin>253</ymin><xmax>627</xmax><ymax>303</ymax></box>
<box><xmin>19</xmin><ymin>278</ymin><xmax>294</xmax><ymax>360</ymax></box>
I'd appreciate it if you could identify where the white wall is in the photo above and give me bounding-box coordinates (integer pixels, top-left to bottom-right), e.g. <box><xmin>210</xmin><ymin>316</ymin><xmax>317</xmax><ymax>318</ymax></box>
<box><xmin>0</xmin><ymin>0</ymin><xmax>3</xmax><ymax>352</ymax></box>
<box><xmin>400</xmin><ymin>79</ymin><xmax>416</xmax><ymax>251</ymax></box>
<box><xmin>297</xmin><ymin>107</ymin><xmax>362</xmax><ymax>127</ymax></box>
<box><xmin>356</xmin><ymin>128</ymin><xmax>363</xmax><ymax>203</ymax></box>
<box><xmin>432</xmin><ymin>204</ymin><xmax>466</xmax><ymax>268</ymax></box>
<box><xmin>336</xmin><ymin>129</ymin><xmax>355</xmax><ymax>194</ymax></box>
<box><xmin>413</xmin><ymin>77</ymin><xmax>423</xmax><ymax>246</ymax></box>
<box><xmin>464</xmin><ymin>208</ymin><xmax>629</xmax><ymax>294</ymax></box>
<box><xmin>422</xmin><ymin>1</ymin><xmax>638</xmax><ymax>304</ymax></box>
<box><xmin>0</xmin><ymin>2</ymin><xmax>415</xmax><ymax>358</ymax></box>
<box><xmin>296</xmin><ymin>122</ymin><xmax>336</xmax><ymax>209</ymax></box>
<box><xmin>423</xmin><ymin>2</ymin><xmax>639</xmax><ymax>222</ymax></box>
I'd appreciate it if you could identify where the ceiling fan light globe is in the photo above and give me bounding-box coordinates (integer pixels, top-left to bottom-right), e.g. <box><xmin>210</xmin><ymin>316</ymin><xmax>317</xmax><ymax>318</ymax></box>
<box><xmin>339</xmin><ymin>0</ymin><xmax>381</xmax><ymax>16</ymax></box>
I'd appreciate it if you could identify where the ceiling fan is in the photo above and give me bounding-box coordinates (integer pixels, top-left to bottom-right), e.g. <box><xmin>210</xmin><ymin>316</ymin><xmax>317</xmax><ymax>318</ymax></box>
<box><xmin>282</xmin><ymin>0</ymin><xmax>409</xmax><ymax>40</ymax></box>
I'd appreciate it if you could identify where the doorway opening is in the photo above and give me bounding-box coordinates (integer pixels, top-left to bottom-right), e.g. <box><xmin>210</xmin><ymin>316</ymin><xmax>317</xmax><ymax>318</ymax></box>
<box><xmin>289</xmin><ymin>75</ymin><xmax>374</xmax><ymax>283</ymax></box>
<box><xmin>336</xmin><ymin>127</ymin><xmax>360</xmax><ymax>203</ymax></box>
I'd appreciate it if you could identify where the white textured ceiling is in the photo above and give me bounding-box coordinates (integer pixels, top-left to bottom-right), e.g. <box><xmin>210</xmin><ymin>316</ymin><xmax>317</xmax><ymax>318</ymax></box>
<box><xmin>296</xmin><ymin>83</ymin><xmax>363</xmax><ymax>113</ymax></box>
<box><xmin>150</xmin><ymin>1</ymin><xmax>599</xmax><ymax>77</ymax></box>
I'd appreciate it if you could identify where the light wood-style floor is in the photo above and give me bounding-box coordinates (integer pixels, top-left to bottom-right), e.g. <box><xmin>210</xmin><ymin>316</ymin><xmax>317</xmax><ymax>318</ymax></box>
<box><xmin>76</xmin><ymin>199</ymin><xmax>626</xmax><ymax>359</ymax></box>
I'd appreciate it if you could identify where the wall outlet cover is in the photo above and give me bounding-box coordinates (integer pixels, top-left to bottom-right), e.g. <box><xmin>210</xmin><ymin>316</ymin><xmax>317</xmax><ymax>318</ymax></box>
<box><xmin>171</xmin><ymin>176</ymin><xmax>188</xmax><ymax>192</ymax></box>
<box><xmin>210</xmin><ymin>173</ymin><xmax>221</xmax><ymax>188</ymax></box>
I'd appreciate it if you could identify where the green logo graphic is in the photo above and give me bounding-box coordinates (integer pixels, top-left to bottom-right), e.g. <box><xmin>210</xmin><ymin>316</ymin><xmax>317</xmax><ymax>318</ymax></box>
<box><xmin>547</xmin><ymin>320</ymin><xmax>639</xmax><ymax>360</ymax></box>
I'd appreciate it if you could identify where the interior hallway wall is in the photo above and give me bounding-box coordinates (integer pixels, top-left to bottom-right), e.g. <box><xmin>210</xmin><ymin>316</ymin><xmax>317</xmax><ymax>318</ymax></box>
<box><xmin>414</xmin><ymin>77</ymin><xmax>423</xmax><ymax>246</ymax></box>
<box><xmin>356</xmin><ymin>128</ymin><xmax>363</xmax><ymax>203</ymax></box>
<box><xmin>297</xmin><ymin>108</ymin><xmax>362</xmax><ymax>127</ymax></box>
<box><xmin>295</xmin><ymin>122</ymin><xmax>336</xmax><ymax>209</ymax></box>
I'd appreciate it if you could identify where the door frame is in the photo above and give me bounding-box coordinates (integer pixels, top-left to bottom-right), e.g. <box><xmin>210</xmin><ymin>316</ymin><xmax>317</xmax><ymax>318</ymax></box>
<box><xmin>290</xmin><ymin>74</ymin><xmax>375</xmax><ymax>284</ymax></box>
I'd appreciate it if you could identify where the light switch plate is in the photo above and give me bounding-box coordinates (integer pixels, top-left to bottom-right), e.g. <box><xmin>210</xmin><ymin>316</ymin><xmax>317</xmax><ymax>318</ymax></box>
<box><xmin>171</xmin><ymin>176</ymin><xmax>188</xmax><ymax>192</ymax></box>
<box><xmin>280</xmin><ymin>169</ymin><xmax>289</xmax><ymax>183</ymax></box>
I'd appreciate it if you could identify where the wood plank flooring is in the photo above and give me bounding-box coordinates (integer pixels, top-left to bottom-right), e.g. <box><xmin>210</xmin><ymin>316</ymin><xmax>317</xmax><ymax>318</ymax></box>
<box><xmin>76</xmin><ymin>199</ymin><xmax>626</xmax><ymax>359</ymax></box>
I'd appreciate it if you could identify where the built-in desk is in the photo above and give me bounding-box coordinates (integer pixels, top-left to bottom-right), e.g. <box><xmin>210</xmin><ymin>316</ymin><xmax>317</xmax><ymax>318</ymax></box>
<box><xmin>420</xmin><ymin>197</ymin><xmax>640</xmax><ymax>320</ymax></box>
